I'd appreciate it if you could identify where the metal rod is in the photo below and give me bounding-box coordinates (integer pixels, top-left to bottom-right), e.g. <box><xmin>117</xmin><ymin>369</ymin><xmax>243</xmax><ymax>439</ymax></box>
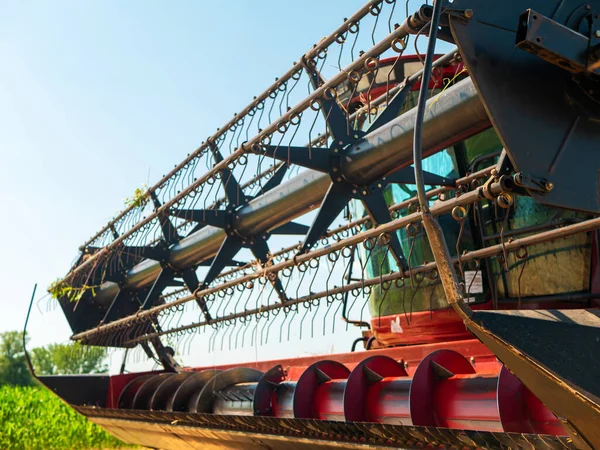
<box><xmin>23</xmin><ymin>284</ymin><xmax>38</xmax><ymax>379</ymax></box>
<box><xmin>341</xmin><ymin>76</ymin><xmax>489</xmax><ymax>184</ymax></box>
<box><xmin>482</xmin><ymin>218</ymin><xmax>582</xmax><ymax>242</ymax></box>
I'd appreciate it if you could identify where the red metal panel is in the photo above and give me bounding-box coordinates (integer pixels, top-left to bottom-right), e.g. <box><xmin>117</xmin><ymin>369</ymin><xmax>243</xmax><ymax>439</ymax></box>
<box><xmin>372</xmin><ymin>302</ymin><xmax>494</xmax><ymax>347</ymax></box>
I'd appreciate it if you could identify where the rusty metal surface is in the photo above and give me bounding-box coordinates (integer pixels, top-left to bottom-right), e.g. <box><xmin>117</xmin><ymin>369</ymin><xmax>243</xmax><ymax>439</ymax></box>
<box><xmin>78</xmin><ymin>406</ymin><xmax>576</xmax><ymax>450</ymax></box>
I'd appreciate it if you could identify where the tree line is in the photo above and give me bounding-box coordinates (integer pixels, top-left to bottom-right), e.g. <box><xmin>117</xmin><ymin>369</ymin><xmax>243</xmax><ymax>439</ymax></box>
<box><xmin>0</xmin><ymin>331</ymin><xmax>107</xmax><ymax>386</ymax></box>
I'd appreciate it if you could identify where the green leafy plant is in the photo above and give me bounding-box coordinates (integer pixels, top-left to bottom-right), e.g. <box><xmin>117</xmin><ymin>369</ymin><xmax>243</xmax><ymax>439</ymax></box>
<box><xmin>0</xmin><ymin>385</ymin><xmax>129</xmax><ymax>449</ymax></box>
<box><xmin>48</xmin><ymin>279</ymin><xmax>97</xmax><ymax>302</ymax></box>
<box><xmin>124</xmin><ymin>184</ymin><xmax>149</xmax><ymax>208</ymax></box>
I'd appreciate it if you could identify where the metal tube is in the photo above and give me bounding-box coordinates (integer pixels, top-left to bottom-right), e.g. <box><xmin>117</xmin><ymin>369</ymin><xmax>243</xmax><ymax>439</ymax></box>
<box><xmin>212</xmin><ymin>384</ymin><xmax>257</xmax><ymax>416</ymax></box>
<box><xmin>342</xmin><ymin>77</ymin><xmax>489</xmax><ymax>183</ymax></box>
<box><xmin>313</xmin><ymin>381</ymin><xmax>347</xmax><ymax>421</ymax></box>
<box><xmin>434</xmin><ymin>375</ymin><xmax>503</xmax><ymax>431</ymax></box>
<box><xmin>94</xmin><ymin>78</ymin><xmax>489</xmax><ymax>304</ymax></box>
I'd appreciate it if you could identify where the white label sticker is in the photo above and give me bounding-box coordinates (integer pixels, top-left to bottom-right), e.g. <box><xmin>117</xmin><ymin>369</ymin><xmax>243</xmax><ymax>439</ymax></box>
<box><xmin>390</xmin><ymin>317</ymin><xmax>403</xmax><ymax>334</ymax></box>
<box><xmin>464</xmin><ymin>270</ymin><xmax>483</xmax><ymax>294</ymax></box>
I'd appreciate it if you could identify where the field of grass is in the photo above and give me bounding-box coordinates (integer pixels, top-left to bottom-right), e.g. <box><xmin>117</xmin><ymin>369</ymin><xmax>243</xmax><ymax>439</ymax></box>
<box><xmin>0</xmin><ymin>385</ymin><xmax>127</xmax><ymax>449</ymax></box>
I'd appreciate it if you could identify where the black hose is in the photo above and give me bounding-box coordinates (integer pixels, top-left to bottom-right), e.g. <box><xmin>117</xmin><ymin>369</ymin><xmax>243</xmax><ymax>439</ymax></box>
<box><xmin>351</xmin><ymin>336</ymin><xmax>368</xmax><ymax>352</ymax></box>
<box><xmin>366</xmin><ymin>336</ymin><xmax>378</xmax><ymax>350</ymax></box>
<box><xmin>413</xmin><ymin>0</ymin><xmax>445</xmax><ymax>212</ymax></box>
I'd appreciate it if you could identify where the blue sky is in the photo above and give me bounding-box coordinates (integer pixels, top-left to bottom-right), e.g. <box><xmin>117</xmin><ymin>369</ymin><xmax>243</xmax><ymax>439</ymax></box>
<box><xmin>0</xmin><ymin>1</ymin><xmax>452</xmax><ymax>369</ymax></box>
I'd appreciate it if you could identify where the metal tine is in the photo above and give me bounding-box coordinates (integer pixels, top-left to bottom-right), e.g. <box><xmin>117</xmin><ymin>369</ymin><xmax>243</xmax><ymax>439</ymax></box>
<box><xmin>322</xmin><ymin>294</ymin><xmax>335</xmax><ymax>336</ymax></box>
<box><xmin>227</xmin><ymin>319</ymin><xmax>235</xmax><ymax>351</ymax></box>
<box><xmin>241</xmin><ymin>314</ymin><xmax>253</xmax><ymax>348</ymax></box>
<box><xmin>298</xmin><ymin>299</ymin><xmax>311</xmax><ymax>341</ymax></box>
<box><xmin>264</xmin><ymin>305</ymin><xmax>280</xmax><ymax>344</ymax></box>
<box><xmin>220</xmin><ymin>321</ymin><xmax>231</xmax><ymax>352</ymax></box>
<box><xmin>260</xmin><ymin>310</ymin><xmax>271</xmax><ymax>346</ymax></box>
<box><xmin>307</xmin><ymin>257</ymin><xmax>320</xmax><ymax>298</ymax></box>
<box><xmin>234</xmin><ymin>317</ymin><xmax>246</xmax><ymax>349</ymax></box>
<box><xmin>278</xmin><ymin>303</ymin><xmax>290</xmax><ymax>344</ymax></box>
<box><xmin>310</xmin><ymin>300</ymin><xmax>320</xmax><ymax>339</ymax></box>
<box><xmin>208</xmin><ymin>325</ymin><xmax>218</xmax><ymax>353</ymax></box>
<box><xmin>331</xmin><ymin>293</ymin><xmax>344</xmax><ymax>334</ymax></box>
<box><xmin>358</xmin><ymin>290</ymin><xmax>370</xmax><ymax>325</ymax></box>
<box><xmin>182</xmin><ymin>329</ymin><xmax>193</xmax><ymax>356</ymax></box>
<box><xmin>287</xmin><ymin>305</ymin><xmax>299</xmax><ymax>342</ymax></box>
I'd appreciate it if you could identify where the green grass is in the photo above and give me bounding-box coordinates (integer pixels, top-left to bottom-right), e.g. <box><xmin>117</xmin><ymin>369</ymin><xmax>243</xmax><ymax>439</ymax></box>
<box><xmin>0</xmin><ymin>385</ymin><xmax>127</xmax><ymax>450</ymax></box>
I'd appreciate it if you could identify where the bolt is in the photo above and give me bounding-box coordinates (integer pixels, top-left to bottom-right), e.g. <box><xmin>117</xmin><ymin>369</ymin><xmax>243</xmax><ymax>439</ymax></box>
<box><xmin>464</xmin><ymin>9</ymin><xmax>473</xmax><ymax>18</ymax></box>
<box><xmin>332</xmin><ymin>167</ymin><xmax>338</xmax><ymax>172</ymax></box>
<box><xmin>470</xmin><ymin>356</ymin><xmax>475</xmax><ymax>364</ymax></box>
<box><xmin>545</xmin><ymin>181</ymin><xmax>554</xmax><ymax>191</ymax></box>
<box><xmin>377</xmin><ymin>183</ymin><xmax>382</xmax><ymax>188</ymax></box>
<box><xmin>595</xmin><ymin>30</ymin><xmax>600</xmax><ymax>38</ymax></box>
<box><xmin>352</xmin><ymin>189</ymin><xmax>357</xmax><ymax>194</ymax></box>
<box><xmin>586</xmin><ymin>4</ymin><xmax>592</xmax><ymax>10</ymax></box>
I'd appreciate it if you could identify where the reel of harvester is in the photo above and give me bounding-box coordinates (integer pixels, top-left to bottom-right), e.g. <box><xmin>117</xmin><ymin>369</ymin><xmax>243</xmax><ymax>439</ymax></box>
<box><xmin>38</xmin><ymin>0</ymin><xmax>600</xmax><ymax>449</ymax></box>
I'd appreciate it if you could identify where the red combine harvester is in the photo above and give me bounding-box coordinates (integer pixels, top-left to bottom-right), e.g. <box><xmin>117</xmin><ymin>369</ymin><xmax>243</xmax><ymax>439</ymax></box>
<box><xmin>37</xmin><ymin>1</ymin><xmax>600</xmax><ymax>449</ymax></box>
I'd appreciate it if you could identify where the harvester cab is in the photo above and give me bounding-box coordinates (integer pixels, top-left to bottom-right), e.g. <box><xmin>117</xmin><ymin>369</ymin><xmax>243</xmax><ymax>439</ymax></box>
<box><xmin>37</xmin><ymin>0</ymin><xmax>600</xmax><ymax>449</ymax></box>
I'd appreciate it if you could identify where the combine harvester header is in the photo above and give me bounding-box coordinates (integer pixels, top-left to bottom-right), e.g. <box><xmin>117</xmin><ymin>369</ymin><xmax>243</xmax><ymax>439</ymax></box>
<box><xmin>36</xmin><ymin>0</ymin><xmax>600</xmax><ymax>448</ymax></box>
